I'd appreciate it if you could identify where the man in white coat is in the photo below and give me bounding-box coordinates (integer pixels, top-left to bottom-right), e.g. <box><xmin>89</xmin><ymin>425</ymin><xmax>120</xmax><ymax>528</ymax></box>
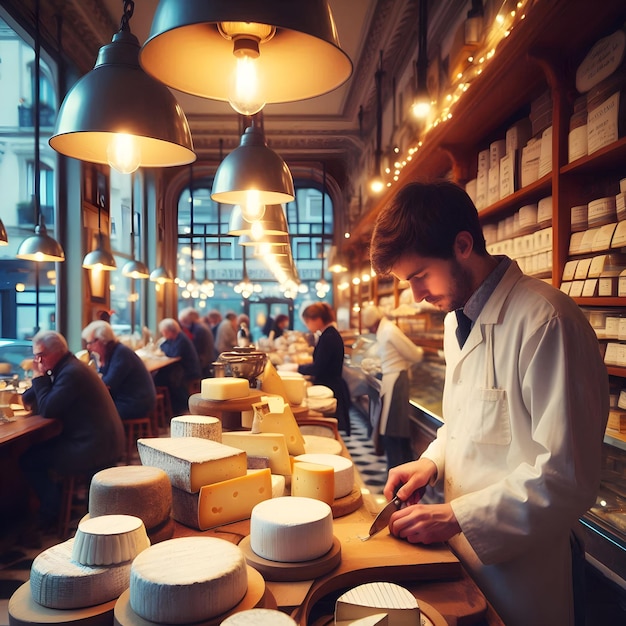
<box><xmin>369</xmin><ymin>181</ymin><xmax>608</xmax><ymax>626</ymax></box>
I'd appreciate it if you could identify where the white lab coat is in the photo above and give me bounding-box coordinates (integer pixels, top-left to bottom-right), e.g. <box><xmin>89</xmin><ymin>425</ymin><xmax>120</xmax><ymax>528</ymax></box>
<box><xmin>421</xmin><ymin>261</ymin><xmax>608</xmax><ymax>626</ymax></box>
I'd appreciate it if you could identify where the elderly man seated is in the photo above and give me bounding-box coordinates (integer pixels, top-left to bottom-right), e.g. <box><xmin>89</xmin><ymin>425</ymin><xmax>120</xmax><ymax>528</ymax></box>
<box><xmin>20</xmin><ymin>330</ymin><xmax>125</xmax><ymax>535</ymax></box>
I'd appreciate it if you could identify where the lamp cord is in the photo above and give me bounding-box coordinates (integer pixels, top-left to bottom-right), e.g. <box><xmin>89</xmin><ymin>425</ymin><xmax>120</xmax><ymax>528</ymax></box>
<box><xmin>120</xmin><ymin>0</ymin><xmax>135</xmax><ymax>32</ymax></box>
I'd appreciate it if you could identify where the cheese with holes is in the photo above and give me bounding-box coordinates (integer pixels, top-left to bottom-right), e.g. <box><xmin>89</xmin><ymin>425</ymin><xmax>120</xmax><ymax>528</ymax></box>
<box><xmin>170</xmin><ymin>414</ymin><xmax>221</xmax><ymax>440</ymax></box>
<box><xmin>250</xmin><ymin>497</ymin><xmax>333</xmax><ymax>562</ymax></box>
<box><xmin>171</xmin><ymin>469</ymin><xmax>272</xmax><ymax>530</ymax></box>
<box><xmin>201</xmin><ymin>377</ymin><xmax>250</xmax><ymax>400</ymax></box>
<box><xmin>89</xmin><ymin>465</ymin><xmax>171</xmax><ymax>530</ymax></box>
<box><xmin>220</xmin><ymin>608</ymin><xmax>297</xmax><ymax>625</ymax></box>
<box><xmin>336</xmin><ymin>614</ymin><xmax>389</xmax><ymax>626</ymax></box>
<box><xmin>253</xmin><ymin>402</ymin><xmax>305</xmax><ymax>455</ymax></box>
<box><xmin>30</xmin><ymin>538</ymin><xmax>131</xmax><ymax>609</ymax></box>
<box><xmin>294</xmin><ymin>453</ymin><xmax>354</xmax><ymax>499</ymax></box>
<box><xmin>137</xmin><ymin>437</ymin><xmax>247</xmax><ymax>493</ymax></box>
<box><xmin>260</xmin><ymin>360</ymin><xmax>290</xmax><ymax>402</ymax></box>
<box><xmin>334</xmin><ymin>582</ymin><xmax>420</xmax><ymax>626</ymax></box>
<box><xmin>72</xmin><ymin>514</ymin><xmax>150</xmax><ymax>566</ymax></box>
<box><xmin>221</xmin><ymin>431</ymin><xmax>292</xmax><ymax>475</ymax></box>
<box><xmin>303</xmin><ymin>434</ymin><xmax>343</xmax><ymax>455</ymax></box>
<box><xmin>291</xmin><ymin>461</ymin><xmax>335</xmax><ymax>505</ymax></box>
<box><xmin>129</xmin><ymin>537</ymin><xmax>247</xmax><ymax>624</ymax></box>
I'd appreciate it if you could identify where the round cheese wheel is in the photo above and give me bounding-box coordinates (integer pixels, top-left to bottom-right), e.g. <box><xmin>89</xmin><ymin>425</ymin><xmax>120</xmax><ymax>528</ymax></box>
<box><xmin>129</xmin><ymin>537</ymin><xmax>247</xmax><ymax>624</ymax></box>
<box><xmin>170</xmin><ymin>414</ymin><xmax>221</xmax><ymax>441</ymax></box>
<box><xmin>72</xmin><ymin>515</ymin><xmax>150</xmax><ymax>566</ymax></box>
<box><xmin>250</xmin><ymin>496</ymin><xmax>333</xmax><ymax>563</ymax></box>
<box><xmin>220</xmin><ymin>608</ymin><xmax>297</xmax><ymax>625</ymax></box>
<box><xmin>303</xmin><ymin>434</ymin><xmax>343</xmax><ymax>455</ymax></box>
<box><xmin>89</xmin><ymin>466</ymin><xmax>171</xmax><ymax>531</ymax></box>
<box><xmin>30</xmin><ymin>539</ymin><xmax>131</xmax><ymax>610</ymax></box>
<box><xmin>294</xmin><ymin>453</ymin><xmax>354</xmax><ymax>499</ymax></box>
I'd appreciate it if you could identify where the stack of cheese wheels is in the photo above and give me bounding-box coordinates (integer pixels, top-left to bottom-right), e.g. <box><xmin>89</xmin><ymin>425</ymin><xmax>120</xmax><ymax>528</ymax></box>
<box><xmin>302</xmin><ymin>433</ymin><xmax>343</xmax><ymax>455</ymax></box>
<box><xmin>220</xmin><ymin>608</ymin><xmax>297</xmax><ymax>625</ymax></box>
<box><xmin>293</xmin><ymin>453</ymin><xmax>354</xmax><ymax>499</ymax></box>
<box><xmin>89</xmin><ymin>465</ymin><xmax>174</xmax><ymax>544</ymax></box>
<box><xmin>250</xmin><ymin>497</ymin><xmax>333</xmax><ymax>563</ymax></box>
<box><xmin>334</xmin><ymin>582</ymin><xmax>420</xmax><ymax>625</ymax></box>
<box><xmin>170</xmin><ymin>414</ymin><xmax>221</xmax><ymax>440</ymax></box>
<box><xmin>29</xmin><ymin>515</ymin><xmax>149</xmax><ymax>610</ymax></box>
<box><xmin>128</xmin><ymin>537</ymin><xmax>248</xmax><ymax>624</ymax></box>
<box><xmin>200</xmin><ymin>377</ymin><xmax>250</xmax><ymax>400</ymax></box>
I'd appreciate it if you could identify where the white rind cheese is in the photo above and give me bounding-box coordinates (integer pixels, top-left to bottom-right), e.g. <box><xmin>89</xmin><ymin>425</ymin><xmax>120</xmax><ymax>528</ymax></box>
<box><xmin>250</xmin><ymin>497</ymin><xmax>333</xmax><ymax>563</ymax></box>
<box><xmin>221</xmin><ymin>431</ymin><xmax>292</xmax><ymax>475</ymax></box>
<box><xmin>291</xmin><ymin>461</ymin><xmax>335</xmax><ymax>505</ymax></box>
<box><xmin>335</xmin><ymin>582</ymin><xmax>420</xmax><ymax>626</ymax></box>
<box><xmin>220</xmin><ymin>608</ymin><xmax>298</xmax><ymax>625</ymax></box>
<box><xmin>171</xmin><ymin>469</ymin><xmax>272</xmax><ymax>530</ymax></box>
<box><xmin>335</xmin><ymin>613</ymin><xmax>389</xmax><ymax>626</ymax></box>
<box><xmin>137</xmin><ymin>436</ymin><xmax>247</xmax><ymax>493</ymax></box>
<box><xmin>170</xmin><ymin>414</ymin><xmax>222</xmax><ymax>441</ymax></box>
<box><xmin>30</xmin><ymin>538</ymin><xmax>131</xmax><ymax>609</ymax></box>
<box><xmin>72</xmin><ymin>514</ymin><xmax>150</xmax><ymax>566</ymax></box>
<box><xmin>294</xmin><ymin>453</ymin><xmax>354</xmax><ymax>499</ymax></box>
<box><xmin>201</xmin><ymin>377</ymin><xmax>250</xmax><ymax>400</ymax></box>
<box><xmin>271</xmin><ymin>474</ymin><xmax>286</xmax><ymax>498</ymax></box>
<box><xmin>89</xmin><ymin>465</ymin><xmax>172</xmax><ymax>531</ymax></box>
<box><xmin>129</xmin><ymin>537</ymin><xmax>247</xmax><ymax>624</ymax></box>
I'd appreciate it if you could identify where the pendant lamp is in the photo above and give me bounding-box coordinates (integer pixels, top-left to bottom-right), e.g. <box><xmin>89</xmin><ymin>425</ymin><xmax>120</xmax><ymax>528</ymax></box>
<box><xmin>49</xmin><ymin>0</ymin><xmax>195</xmax><ymax>172</ymax></box>
<box><xmin>17</xmin><ymin>0</ymin><xmax>65</xmax><ymax>263</ymax></box>
<box><xmin>228</xmin><ymin>204</ymin><xmax>289</xmax><ymax>237</ymax></box>
<box><xmin>139</xmin><ymin>0</ymin><xmax>352</xmax><ymax>116</ymax></box>
<box><xmin>149</xmin><ymin>265</ymin><xmax>174</xmax><ymax>284</ymax></box>
<box><xmin>122</xmin><ymin>173</ymin><xmax>149</xmax><ymax>279</ymax></box>
<box><xmin>83</xmin><ymin>204</ymin><xmax>116</xmax><ymax>271</ymax></box>
<box><xmin>212</xmin><ymin>117</ymin><xmax>294</xmax><ymax>207</ymax></box>
<box><xmin>0</xmin><ymin>218</ymin><xmax>8</xmax><ymax>245</ymax></box>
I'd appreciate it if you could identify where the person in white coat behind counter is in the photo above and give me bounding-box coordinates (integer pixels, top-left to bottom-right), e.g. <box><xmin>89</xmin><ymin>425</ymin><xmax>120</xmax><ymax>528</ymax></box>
<box><xmin>369</xmin><ymin>181</ymin><xmax>609</xmax><ymax>626</ymax></box>
<box><xmin>362</xmin><ymin>305</ymin><xmax>424</xmax><ymax>471</ymax></box>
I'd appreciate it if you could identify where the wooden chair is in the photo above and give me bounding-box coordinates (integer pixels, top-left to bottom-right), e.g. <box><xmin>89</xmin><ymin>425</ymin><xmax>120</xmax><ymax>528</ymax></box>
<box><xmin>57</xmin><ymin>471</ymin><xmax>91</xmax><ymax>539</ymax></box>
<box><xmin>155</xmin><ymin>386</ymin><xmax>173</xmax><ymax>430</ymax></box>
<box><xmin>123</xmin><ymin>416</ymin><xmax>153</xmax><ymax>462</ymax></box>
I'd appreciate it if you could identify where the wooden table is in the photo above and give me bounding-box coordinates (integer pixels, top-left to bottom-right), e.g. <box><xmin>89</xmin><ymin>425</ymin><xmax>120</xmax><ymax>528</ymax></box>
<box><xmin>139</xmin><ymin>355</ymin><xmax>181</xmax><ymax>373</ymax></box>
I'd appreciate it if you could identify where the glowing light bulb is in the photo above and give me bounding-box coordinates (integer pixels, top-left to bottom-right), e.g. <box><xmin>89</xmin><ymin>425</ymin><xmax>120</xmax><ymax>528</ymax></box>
<box><xmin>411</xmin><ymin>100</ymin><xmax>431</xmax><ymax>119</ymax></box>
<box><xmin>107</xmin><ymin>133</ymin><xmax>141</xmax><ymax>174</ymax></box>
<box><xmin>241</xmin><ymin>191</ymin><xmax>266</xmax><ymax>221</ymax></box>
<box><xmin>229</xmin><ymin>53</ymin><xmax>265</xmax><ymax>116</ymax></box>
<box><xmin>251</xmin><ymin>221</ymin><xmax>265</xmax><ymax>241</ymax></box>
<box><xmin>370</xmin><ymin>176</ymin><xmax>385</xmax><ymax>194</ymax></box>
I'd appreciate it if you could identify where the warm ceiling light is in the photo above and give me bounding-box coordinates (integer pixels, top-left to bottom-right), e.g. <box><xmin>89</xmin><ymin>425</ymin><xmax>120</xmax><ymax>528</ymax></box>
<box><xmin>49</xmin><ymin>2</ymin><xmax>195</xmax><ymax>172</ymax></box>
<box><xmin>139</xmin><ymin>0</ymin><xmax>352</xmax><ymax>112</ymax></box>
<box><xmin>82</xmin><ymin>232</ymin><xmax>117</xmax><ymax>271</ymax></box>
<box><xmin>228</xmin><ymin>204</ymin><xmax>289</xmax><ymax>237</ymax></box>
<box><xmin>212</xmin><ymin>119</ymin><xmax>294</xmax><ymax>206</ymax></box>
<box><xmin>150</xmin><ymin>265</ymin><xmax>174</xmax><ymax>284</ymax></box>
<box><xmin>122</xmin><ymin>259</ymin><xmax>150</xmax><ymax>279</ymax></box>
<box><xmin>16</xmin><ymin>215</ymin><xmax>65</xmax><ymax>262</ymax></box>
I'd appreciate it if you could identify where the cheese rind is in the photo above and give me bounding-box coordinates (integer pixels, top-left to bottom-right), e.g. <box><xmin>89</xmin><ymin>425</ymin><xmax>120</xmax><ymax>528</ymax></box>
<box><xmin>221</xmin><ymin>431</ymin><xmax>292</xmax><ymax>475</ymax></box>
<box><xmin>130</xmin><ymin>537</ymin><xmax>247</xmax><ymax>624</ymax></box>
<box><xmin>335</xmin><ymin>614</ymin><xmax>389</xmax><ymax>626</ymax></box>
<box><xmin>171</xmin><ymin>469</ymin><xmax>272</xmax><ymax>530</ymax></box>
<box><xmin>71</xmin><ymin>514</ymin><xmax>150</xmax><ymax>566</ymax></box>
<box><xmin>250</xmin><ymin>497</ymin><xmax>333</xmax><ymax>562</ymax></box>
<box><xmin>335</xmin><ymin>582</ymin><xmax>420</xmax><ymax>626</ymax></box>
<box><xmin>89</xmin><ymin>465</ymin><xmax>171</xmax><ymax>530</ymax></box>
<box><xmin>170</xmin><ymin>414</ymin><xmax>221</xmax><ymax>440</ymax></box>
<box><xmin>201</xmin><ymin>377</ymin><xmax>250</xmax><ymax>400</ymax></box>
<box><xmin>220</xmin><ymin>608</ymin><xmax>298</xmax><ymax>625</ymax></box>
<box><xmin>137</xmin><ymin>436</ymin><xmax>247</xmax><ymax>493</ymax></box>
<box><xmin>30</xmin><ymin>538</ymin><xmax>131</xmax><ymax>609</ymax></box>
<box><xmin>294</xmin><ymin>453</ymin><xmax>354</xmax><ymax>499</ymax></box>
<box><xmin>291</xmin><ymin>461</ymin><xmax>335</xmax><ymax>505</ymax></box>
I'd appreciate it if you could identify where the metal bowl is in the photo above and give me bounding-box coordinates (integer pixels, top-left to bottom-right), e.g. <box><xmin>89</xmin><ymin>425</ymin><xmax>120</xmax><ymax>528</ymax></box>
<box><xmin>217</xmin><ymin>348</ymin><xmax>267</xmax><ymax>386</ymax></box>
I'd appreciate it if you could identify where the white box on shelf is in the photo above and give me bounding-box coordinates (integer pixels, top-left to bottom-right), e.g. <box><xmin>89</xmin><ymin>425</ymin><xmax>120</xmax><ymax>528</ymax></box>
<box><xmin>582</xmin><ymin>279</ymin><xmax>599</xmax><ymax>297</ymax></box>
<box><xmin>487</xmin><ymin>167</ymin><xmax>500</xmax><ymax>205</ymax></box>
<box><xmin>520</xmin><ymin>139</ymin><xmax>542</xmax><ymax>187</ymax></box>
<box><xmin>599</xmin><ymin>277</ymin><xmax>618</xmax><ymax>296</ymax></box>
<box><xmin>490</xmin><ymin>139</ymin><xmax>506</xmax><ymax>169</ymax></box>
<box><xmin>499</xmin><ymin>151</ymin><xmax>517</xmax><ymax>198</ymax></box>
<box><xmin>562</xmin><ymin>260</ymin><xmax>579</xmax><ymax>281</ymax></box>
<box><xmin>587</xmin><ymin>91</ymin><xmax>620</xmax><ymax>155</ymax></box>
<box><xmin>538</xmin><ymin>126</ymin><xmax>553</xmax><ymax>178</ymax></box>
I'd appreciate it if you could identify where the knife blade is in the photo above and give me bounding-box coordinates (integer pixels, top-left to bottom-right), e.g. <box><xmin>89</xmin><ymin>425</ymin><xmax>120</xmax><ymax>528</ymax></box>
<box><xmin>365</xmin><ymin>495</ymin><xmax>402</xmax><ymax>539</ymax></box>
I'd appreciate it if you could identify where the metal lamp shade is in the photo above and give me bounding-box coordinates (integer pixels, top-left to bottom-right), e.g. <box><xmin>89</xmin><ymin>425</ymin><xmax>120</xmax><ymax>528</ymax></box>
<box><xmin>150</xmin><ymin>265</ymin><xmax>174</xmax><ymax>284</ymax></box>
<box><xmin>16</xmin><ymin>217</ymin><xmax>65</xmax><ymax>262</ymax></box>
<box><xmin>212</xmin><ymin>124</ymin><xmax>294</xmax><ymax>206</ymax></box>
<box><xmin>49</xmin><ymin>30</ymin><xmax>195</xmax><ymax>168</ymax></box>
<box><xmin>228</xmin><ymin>204</ymin><xmax>289</xmax><ymax>236</ymax></box>
<box><xmin>139</xmin><ymin>0</ymin><xmax>352</xmax><ymax>104</ymax></box>
<box><xmin>82</xmin><ymin>232</ymin><xmax>117</xmax><ymax>270</ymax></box>
<box><xmin>122</xmin><ymin>258</ymin><xmax>150</xmax><ymax>279</ymax></box>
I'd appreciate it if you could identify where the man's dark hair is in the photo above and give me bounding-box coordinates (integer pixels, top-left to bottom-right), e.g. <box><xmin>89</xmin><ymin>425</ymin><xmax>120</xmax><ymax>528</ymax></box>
<box><xmin>370</xmin><ymin>181</ymin><xmax>487</xmax><ymax>275</ymax></box>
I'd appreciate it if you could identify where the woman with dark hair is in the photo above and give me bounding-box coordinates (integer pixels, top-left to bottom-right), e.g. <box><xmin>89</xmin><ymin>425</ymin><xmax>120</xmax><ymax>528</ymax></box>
<box><xmin>271</xmin><ymin>313</ymin><xmax>290</xmax><ymax>340</ymax></box>
<box><xmin>297</xmin><ymin>302</ymin><xmax>351</xmax><ymax>435</ymax></box>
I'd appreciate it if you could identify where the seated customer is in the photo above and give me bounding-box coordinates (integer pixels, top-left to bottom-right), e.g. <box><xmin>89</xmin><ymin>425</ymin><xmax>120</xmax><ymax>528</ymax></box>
<box><xmin>179</xmin><ymin>307</ymin><xmax>216</xmax><ymax>375</ymax></box>
<box><xmin>215</xmin><ymin>311</ymin><xmax>238</xmax><ymax>354</ymax></box>
<box><xmin>155</xmin><ymin>318</ymin><xmax>201</xmax><ymax>414</ymax></box>
<box><xmin>82</xmin><ymin>320</ymin><xmax>157</xmax><ymax>420</ymax></box>
<box><xmin>20</xmin><ymin>330</ymin><xmax>125</xmax><ymax>531</ymax></box>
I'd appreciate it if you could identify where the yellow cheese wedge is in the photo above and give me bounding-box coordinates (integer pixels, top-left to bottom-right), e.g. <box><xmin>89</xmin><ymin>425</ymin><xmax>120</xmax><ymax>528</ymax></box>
<box><xmin>254</xmin><ymin>402</ymin><xmax>306</xmax><ymax>455</ymax></box>
<box><xmin>137</xmin><ymin>437</ymin><xmax>247</xmax><ymax>493</ymax></box>
<box><xmin>260</xmin><ymin>361</ymin><xmax>290</xmax><ymax>402</ymax></box>
<box><xmin>171</xmin><ymin>469</ymin><xmax>272</xmax><ymax>530</ymax></box>
<box><xmin>291</xmin><ymin>460</ymin><xmax>335</xmax><ymax>506</ymax></box>
<box><xmin>221</xmin><ymin>431</ymin><xmax>292</xmax><ymax>475</ymax></box>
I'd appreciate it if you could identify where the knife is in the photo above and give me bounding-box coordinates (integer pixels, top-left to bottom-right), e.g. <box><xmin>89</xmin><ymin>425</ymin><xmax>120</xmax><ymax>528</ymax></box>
<box><xmin>364</xmin><ymin>494</ymin><xmax>402</xmax><ymax>540</ymax></box>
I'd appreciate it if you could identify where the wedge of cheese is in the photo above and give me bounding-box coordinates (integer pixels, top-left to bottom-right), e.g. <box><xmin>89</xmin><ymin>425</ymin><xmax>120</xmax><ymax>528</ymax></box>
<box><xmin>335</xmin><ymin>613</ymin><xmax>389</xmax><ymax>626</ymax></box>
<box><xmin>171</xmin><ymin>469</ymin><xmax>272</xmax><ymax>530</ymax></box>
<box><xmin>260</xmin><ymin>360</ymin><xmax>290</xmax><ymax>402</ymax></box>
<box><xmin>221</xmin><ymin>431</ymin><xmax>292</xmax><ymax>475</ymax></box>
<box><xmin>30</xmin><ymin>538</ymin><xmax>131</xmax><ymax>609</ymax></box>
<box><xmin>220</xmin><ymin>608</ymin><xmax>297</xmax><ymax>625</ymax></box>
<box><xmin>291</xmin><ymin>461</ymin><xmax>335</xmax><ymax>506</ymax></box>
<box><xmin>137</xmin><ymin>437</ymin><xmax>247</xmax><ymax>493</ymax></box>
<box><xmin>253</xmin><ymin>402</ymin><xmax>305</xmax><ymax>455</ymax></box>
<box><xmin>294</xmin><ymin>453</ymin><xmax>354</xmax><ymax>499</ymax></box>
<box><xmin>89</xmin><ymin>465</ymin><xmax>171</xmax><ymax>530</ymax></box>
<box><xmin>334</xmin><ymin>582</ymin><xmax>420</xmax><ymax>626</ymax></box>
<box><xmin>201</xmin><ymin>377</ymin><xmax>250</xmax><ymax>400</ymax></box>
<box><xmin>130</xmin><ymin>537</ymin><xmax>247</xmax><ymax>624</ymax></box>
<box><xmin>170</xmin><ymin>414</ymin><xmax>221</xmax><ymax>440</ymax></box>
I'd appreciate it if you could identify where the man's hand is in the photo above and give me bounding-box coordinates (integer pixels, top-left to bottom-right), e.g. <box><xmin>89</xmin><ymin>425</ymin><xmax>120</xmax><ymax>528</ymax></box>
<box><xmin>389</xmin><ymin>502</ymin><xmax>461</xmax><ymax>544</ymax></box>
<box><xmin>383</xmin><ymin>458</ymin><xmax>437</xmax><ymax>503</ymax></box>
